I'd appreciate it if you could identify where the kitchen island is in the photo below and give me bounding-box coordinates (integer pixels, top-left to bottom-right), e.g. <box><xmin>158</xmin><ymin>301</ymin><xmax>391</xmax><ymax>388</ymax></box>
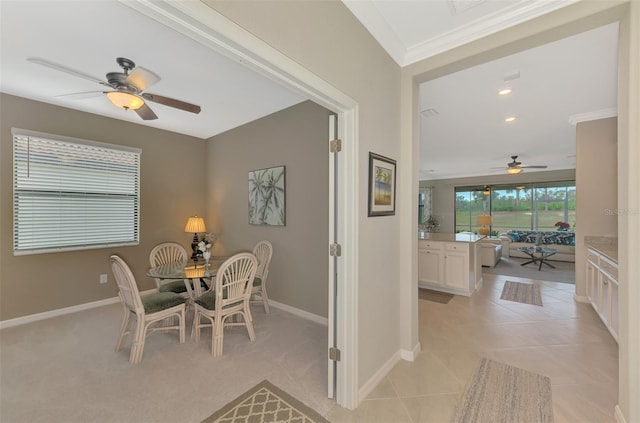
<box><xmin>418</xmin><ymin>232</ymin><xmax>483</xmax><ymax>296</ymax></box>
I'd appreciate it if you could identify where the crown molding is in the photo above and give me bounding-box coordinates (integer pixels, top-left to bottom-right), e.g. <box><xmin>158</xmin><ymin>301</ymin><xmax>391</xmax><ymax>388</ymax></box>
<box><xmin>404</xmin><ymin>0</ymin><xmax>579</xmax><ymax>66</ymax></box>
<box><xmin>568</xmin><ymin>108</ymin><xmax>618</xmax><ymax>126</ymax></box>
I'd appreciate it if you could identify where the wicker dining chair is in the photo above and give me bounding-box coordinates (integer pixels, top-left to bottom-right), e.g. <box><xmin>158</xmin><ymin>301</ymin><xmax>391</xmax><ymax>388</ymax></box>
<box><xmin>251</xmin><ymin>240</ymin><xmax>273</xmax><ymax>313</ymax></box>
<box><xmin>192</xmin><ymin>252</ymin><xmax>257</xmax><ymax>357</ymax></box>
<box><xmin>110</xmin><ymin>255</ymin><xmax>186</xmax><ymax>364</ymax></box>
<box><xmin>149</xmin><ymin>242</ymin><xmax>191</xmax><ymax>296</ymax></box>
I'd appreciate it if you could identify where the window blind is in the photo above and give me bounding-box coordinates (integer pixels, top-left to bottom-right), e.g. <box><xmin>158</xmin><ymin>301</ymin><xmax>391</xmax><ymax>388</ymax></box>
<box><xmin>12</xmin><ymin>129</ymin><xmax>141</xmax><ymax>255</ymax></box>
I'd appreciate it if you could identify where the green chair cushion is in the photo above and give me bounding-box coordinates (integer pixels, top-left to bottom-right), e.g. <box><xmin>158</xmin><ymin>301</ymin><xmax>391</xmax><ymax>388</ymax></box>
<box><xmin>252</xmin><ymin>277</ymin><xmax>262</xmax><ymax>287</ymax></box>
<box><xmin>159</xmin><ymin>280</ymin><xmax>187</xmax><ymax>294</ymax></box>
<box><xmin>195</xmin><ymin>288</ymin><xmax>239</xmax><ymax>311</ymax></box>
<box><xmin>142</xmin><ymin>292</ymin><xmax>186</xmax><ymax>314</ymax></box>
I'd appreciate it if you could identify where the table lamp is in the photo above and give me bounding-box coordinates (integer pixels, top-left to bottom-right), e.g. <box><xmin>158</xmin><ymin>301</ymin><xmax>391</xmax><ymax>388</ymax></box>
<box><xmin>184</xmin><ymin>216</ymin><xmax>207</xmax><ymax>261</ymax></box>
<box><xmin>477</xmin><ymin>215</ymin><xmax>492</xmax><ymax>236</ymax></box>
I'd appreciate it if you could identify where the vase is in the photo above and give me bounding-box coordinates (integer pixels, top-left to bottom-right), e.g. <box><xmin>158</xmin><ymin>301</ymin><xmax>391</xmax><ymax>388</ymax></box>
<box><xmin>202</xmin><ymin>249</ymin><xmax>211</xmax><ymax>267</ymax></box>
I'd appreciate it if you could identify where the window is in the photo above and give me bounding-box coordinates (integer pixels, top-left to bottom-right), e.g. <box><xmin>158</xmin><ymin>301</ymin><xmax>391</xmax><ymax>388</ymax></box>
<box><xmin>13</xmin><ymin>129</ymin><xmax>141</xmax><ymax>255</ymax></box>
<box><xmin>454</xmin><ymin>181</ymin><xmax>575</xmax><ymax>235</ymax></box>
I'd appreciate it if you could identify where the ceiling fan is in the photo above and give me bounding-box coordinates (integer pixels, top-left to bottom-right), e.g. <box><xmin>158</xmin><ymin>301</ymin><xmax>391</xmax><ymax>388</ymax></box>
<box><xmin>500</xmin><ymin>155</ymin><xmax>548</xmax><ymax>174</ymax></box>
<box><xmin>27</xmin><ymin>57</ymin><xmax>201</xmax><ymax>121</ymax></box>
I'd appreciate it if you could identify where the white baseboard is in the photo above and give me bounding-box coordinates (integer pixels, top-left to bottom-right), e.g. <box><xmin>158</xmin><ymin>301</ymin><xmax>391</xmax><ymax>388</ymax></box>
<box><xmin>400</xmin><ymin>342</ymin><xmax>421</xmax><ymax>361</ymax></box>
<box><xmin>266</xmin><ymin>299</ymin><xmax>328</xmax><ymax>326</ymax></box>
<box><xmin>359</xmin><ymin>350</ymin><xmax>402</xmax><ymax>402</ymax></box>
<box><xmin>0</xmin><ymin>296</ymin><xmax>120</xmax><ymax>330</ymax></box>
<box><xmin>574</xmin><ymin>294</ymin><xmax>590</xmax><ymax>303</ymax></box>
<box><xmin>1</xmin><ymin>291</ymin><xmax>327</xmax><ymax>330</ymax></box>
<box><xmin>614</xmin><ymin>405</ymin><xmax>627</xmax><ymax>423</ymax></box>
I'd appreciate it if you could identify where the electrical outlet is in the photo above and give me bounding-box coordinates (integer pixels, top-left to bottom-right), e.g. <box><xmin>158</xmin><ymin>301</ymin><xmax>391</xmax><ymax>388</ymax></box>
<box><xmin>99</xmin><ymin>274</ymin><xmax>108</xmax><ymax>284</ymax></box>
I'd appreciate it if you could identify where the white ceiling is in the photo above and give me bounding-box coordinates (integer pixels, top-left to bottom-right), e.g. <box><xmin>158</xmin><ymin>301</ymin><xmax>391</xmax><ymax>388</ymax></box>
<box><xmin>1</xmin><ymin>1</ymin><xmax>619</xmax><ymax>181</ymax></box>
<box><xmin>346</xmin><ymin>0</ymin><xmax>619</xmax><ymax>180</ymax></box>
<box><xmin>0</xmin><ymin>1</ymin><xmax>305</xmax><ymax>140</ymax></box>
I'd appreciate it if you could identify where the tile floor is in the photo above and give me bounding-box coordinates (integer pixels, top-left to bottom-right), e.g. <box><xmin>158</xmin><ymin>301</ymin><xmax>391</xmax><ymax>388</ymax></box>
<box><xmin>328</xmin><ymin>273</ymin><xmax>618</xmax><ymax>423</ymax></box>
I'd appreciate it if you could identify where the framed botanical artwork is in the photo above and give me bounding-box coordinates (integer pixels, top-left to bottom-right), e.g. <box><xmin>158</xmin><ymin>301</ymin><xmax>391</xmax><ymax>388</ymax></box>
<box><xmin>368</xmin><ymin>152</ymin><xmax>396</xmax><ymax>216</ymax></box>
<box><xmin>248</xmin><ymin>165</ymin><xmax>286</xmax><ymax>226</ymax></box>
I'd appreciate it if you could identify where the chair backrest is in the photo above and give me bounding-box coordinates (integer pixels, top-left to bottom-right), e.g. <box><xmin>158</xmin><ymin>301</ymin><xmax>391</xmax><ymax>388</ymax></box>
<box><xmin>252</xmin><ymin>240</ymin><xmax>273</xmax><ymax>280</ymax></box>
<box><xmin>216</xmin><ymin>252</ymin><xmax>257</xmax><ymax>309</ymax></box>
<box><xmin>110</xmin><ymin>255</ymin><xmax>144</xmax><ymax>315</ymax></box>
<box><xmin>149</xmin><ymin>242</ymin><xmax>188</xmax><ymax>267</ymax></box>
<box><xmin>149</xmin><ymin>242</ymin><xmax>188</xmax><ymax>287</ymax></box>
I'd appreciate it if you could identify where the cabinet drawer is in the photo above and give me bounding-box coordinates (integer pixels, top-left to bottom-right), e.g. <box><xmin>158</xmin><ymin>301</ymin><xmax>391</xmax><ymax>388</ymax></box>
<box><xmin>419</xmin><ymin>241</ymin><xmax>443</xmax><ymax>251</ymax></box>
<box><xmin>445</xmin><ymin>242</ymin><xmax>465</xmax><ymax>252</ymax></box>
<box><xmin>599</xmin><ymin>257</ymin><xmax>618</xmax><ymax>279</ymax></box>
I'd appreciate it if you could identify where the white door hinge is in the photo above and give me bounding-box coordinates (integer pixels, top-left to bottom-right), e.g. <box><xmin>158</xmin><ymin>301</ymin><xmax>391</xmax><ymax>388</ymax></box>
<box><xmin>330</xmin><ymin>138</ymin><xmax>342</xmax><ymax>153</ymax></box>
<box><xmin>329</xmin><ymin>347</ymin><xmax>341</xmax><ymax>361</ymax></box>
<box><xmin>329</xmin><ymin>243</ymin><xmax>342</xmax><ymax>257</ymax></box>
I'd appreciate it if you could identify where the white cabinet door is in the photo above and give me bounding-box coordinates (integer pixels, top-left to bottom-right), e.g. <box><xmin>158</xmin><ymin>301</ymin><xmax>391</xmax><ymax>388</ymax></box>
<box><xmin>586</xmin><ymin>260</ymin><xmax>597</xmax><ymax>305</ymax></box>
<box><xmin>444</xmin><ymin>252</ymin><xmax>466</xmax><ymax>290</ymax></box>
<box><xmin>418</xmin><ymin>248</ymin><xmax>442</xmax><ymax>285</ymax></box>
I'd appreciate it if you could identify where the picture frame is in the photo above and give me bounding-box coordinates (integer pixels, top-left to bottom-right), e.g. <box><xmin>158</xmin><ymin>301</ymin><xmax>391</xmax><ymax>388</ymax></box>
<box><xmin>248</xmin><ymin>165</ymin><xmax>286</xmax><ymax>226</ymax></box>
<box><xmin>368</xmin><ymin>152</ymin><xmax>396</xmax><ymax>217</ymax></box>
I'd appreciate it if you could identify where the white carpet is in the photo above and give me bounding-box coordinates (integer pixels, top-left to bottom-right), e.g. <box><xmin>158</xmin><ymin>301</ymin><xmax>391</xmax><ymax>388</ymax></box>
<box><xmin>483</xmin><ymin>256</ymin><xmax>575</xmax><ymax>284</ymax></box>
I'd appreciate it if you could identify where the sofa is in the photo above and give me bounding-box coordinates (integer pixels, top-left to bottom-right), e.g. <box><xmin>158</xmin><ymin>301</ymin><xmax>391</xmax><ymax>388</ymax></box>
<box><xmin>500</xmin><ymin>230</ymin><xmax>575</xmax><ymax>262</ymax></box>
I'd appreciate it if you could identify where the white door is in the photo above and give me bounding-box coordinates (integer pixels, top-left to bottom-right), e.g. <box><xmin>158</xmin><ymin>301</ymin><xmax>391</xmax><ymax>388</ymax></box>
<box><xmin>327</xmin><ymin>113</ymin><xmax>339</xmax><ymax>399</ymax></box>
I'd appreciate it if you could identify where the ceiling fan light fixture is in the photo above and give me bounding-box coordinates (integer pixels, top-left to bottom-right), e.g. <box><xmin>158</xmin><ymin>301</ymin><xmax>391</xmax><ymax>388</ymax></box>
<box><xmin>507</xmin><ymin>167</ymin><xmax>522</xmax><ymax>174</ymax></box>
<box><xmin>106</xmin><ymin>91</ymin><xmax>144</xmax><ymax>111</ymax></box>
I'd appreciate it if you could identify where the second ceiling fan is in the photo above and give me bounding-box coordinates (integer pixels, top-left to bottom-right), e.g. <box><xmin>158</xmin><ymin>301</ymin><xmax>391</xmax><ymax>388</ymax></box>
<box><xmin>502</xmin><ymin>155</ymin><xmax>548</xmax><ymax>174</ymax></box>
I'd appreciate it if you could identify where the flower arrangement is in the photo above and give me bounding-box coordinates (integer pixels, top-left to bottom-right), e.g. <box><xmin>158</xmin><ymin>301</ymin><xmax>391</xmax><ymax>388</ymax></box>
<box><xmin>198</xmin><ymin>232</ymin><xmax>217</xmax><ymax>252</ymax></box>
<box><xmin>554</xmin><ymin>221</ymin><xmax>570</xmax><ymax>231</ymax></box>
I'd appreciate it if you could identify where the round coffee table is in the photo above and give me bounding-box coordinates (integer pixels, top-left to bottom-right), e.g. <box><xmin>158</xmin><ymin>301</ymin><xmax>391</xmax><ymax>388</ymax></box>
<box><xmin>517</xmin><ymin>246</ymin><xmax>558</xmax><ymax>271</ymax></box>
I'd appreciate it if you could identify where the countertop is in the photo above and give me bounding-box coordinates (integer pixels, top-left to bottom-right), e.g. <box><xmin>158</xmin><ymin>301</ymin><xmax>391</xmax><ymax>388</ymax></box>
<box><xmin>585</xmin><ymin>235</ymin><xmax>618</xmax><ymax>263</ymax></box>
<box><xmin>418</xmin><ymin>232</ymin><xmax>483</xmax><ymax>243</ymax></box>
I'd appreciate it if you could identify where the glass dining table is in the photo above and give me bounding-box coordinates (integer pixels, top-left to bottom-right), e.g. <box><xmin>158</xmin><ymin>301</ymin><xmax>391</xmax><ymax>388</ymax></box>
<box><xmin>146</xmin><ymin>256</ymin><xmax>229</xmax><ymax>299</ymax></box>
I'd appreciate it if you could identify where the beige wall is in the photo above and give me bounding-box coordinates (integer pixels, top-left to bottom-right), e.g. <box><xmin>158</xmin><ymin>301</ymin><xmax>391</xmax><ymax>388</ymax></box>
<box><xmin>205</xmin><ymin>101</ymin><xmax>330</xmax><ymax>317</ymax></box>
<box><xmin>0</xmin><ymin>94</ymin><xmax>206</xmax><ymax>321</ymax></box>
<box><xmin>421</xmin><ymin>169</ymin><xmax>577</xmax><ymax>233</ymax></box>
<box><xmin>575</xmin><ymin>117</ymin><xmax>618</xmax><ymax>298</ymax></box>
<box><xmin>206</xmin><ymin>1</ymin><xmax>403</xmax><ymax>387</ymax></box>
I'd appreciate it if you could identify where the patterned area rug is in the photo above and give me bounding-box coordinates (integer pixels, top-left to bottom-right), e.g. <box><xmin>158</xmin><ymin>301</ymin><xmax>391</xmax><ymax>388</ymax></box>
<box><xmin>418</xmin><ymin>288</ymin><xmax>454</xmax><ymax>304</ymax></box>
<box><xmin>500</xmin><ymin>280</ymin><xmax>543</xmax><ymax>306</ymax></box>
<box><xmin>452</xmin><ymin>358</ymin><xmax>553</xmax><ymax>423</ymax></box>
<box><xmin>202</xmin><ymin>380</ymin><xmax>329</xmax><ymax>423</ymax></box>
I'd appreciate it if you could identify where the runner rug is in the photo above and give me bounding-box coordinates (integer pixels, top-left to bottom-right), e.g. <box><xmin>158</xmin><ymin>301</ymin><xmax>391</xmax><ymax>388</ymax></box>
<box><xmin>451</xmin><ymin>358</ymin><xmax>553</xmax><ymax>423</ymax></box>
<box><xmin>201</xmin><ymin>380</ymin><xmax>329</xmax><ymax>423</ymax></box>
<box><xmin>500</xmin><ymin>280</ymin><xmax>543</xmax><ymax>306</ymax></box>
<box><xmin>418</xmin><ymin>288</ymin><xmax>454</xmax><ymax>304</ymax></box>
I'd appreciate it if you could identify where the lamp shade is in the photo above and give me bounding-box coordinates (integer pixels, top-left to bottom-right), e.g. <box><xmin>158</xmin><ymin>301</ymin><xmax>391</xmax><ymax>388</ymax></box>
<box><xmin>184</xmin><ymin>216</ymin><xmax>207</xmax><ymax>233</ymax></box>
<box><xmin>477</xmin><ymin>215</ymin><xmax>492</xmax><ymax>226</ymax></box>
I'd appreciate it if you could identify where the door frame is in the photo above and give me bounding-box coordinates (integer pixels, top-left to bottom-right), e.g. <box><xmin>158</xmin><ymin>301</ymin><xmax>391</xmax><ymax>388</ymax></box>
<box><xmin>122</xmin><ymin>0</ymin><xmax>360</xmax><ymax>409</ymax></box>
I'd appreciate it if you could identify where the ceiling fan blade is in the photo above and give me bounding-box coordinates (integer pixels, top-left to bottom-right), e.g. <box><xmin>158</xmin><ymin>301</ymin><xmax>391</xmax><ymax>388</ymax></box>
<box><xmin>54</xmin><ymin>91</ymin><xmax>104</xmax><ymax>100</ymax></box>
<box><xmin>135</xmin><ymin>103</ymin><xmax>158</xmax><ymax>121</ymax></box>
<box><xmin>521</xmin><ymin>165</ymin><xmax>548</xmax><ymax>169</ymax></box>
<box><xmin>125</xmin><ymin>67</ymin><xmax>160</xmax><ymax>91</ymax></box>
<box><xmin>142</xmin><ymin>93</ymin><xmax>201</xmax><ymax>114</ymax></box>
<box><xmin>27</xmin><ymin>57</ymin><xmax>108</xmax><ymax>86</ymax></box>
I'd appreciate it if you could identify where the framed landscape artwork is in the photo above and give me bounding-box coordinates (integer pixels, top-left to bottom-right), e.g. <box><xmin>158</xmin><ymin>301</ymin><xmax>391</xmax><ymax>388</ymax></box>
<box><xmin>368</xmin><ymin>152</ymin><xmax>396</xmax><ymax>217</ymax></box>
<box><xmin>248</xmin><ymin>165</ymin><xmax>286</xmax><ymax>226</ymax></box>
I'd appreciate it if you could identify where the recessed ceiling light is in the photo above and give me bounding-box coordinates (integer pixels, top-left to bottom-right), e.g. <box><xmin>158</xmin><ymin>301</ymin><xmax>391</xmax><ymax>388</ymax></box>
<box><xmin>498</xmin><ymin>88</ymin><xmax>513</xmax><ymax>96</ymax></box>
<box><xmin>505</xmin><ymin>116</ymin><xmax>516</xmax><ymax>123</ymax></box>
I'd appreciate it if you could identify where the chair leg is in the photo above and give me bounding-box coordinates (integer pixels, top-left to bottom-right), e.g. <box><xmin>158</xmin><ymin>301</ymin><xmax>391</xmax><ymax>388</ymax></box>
<box><xmin>212</xmin><ymin>316</ymin><xmax>224</xmax><ymax>357</ymax></box>
<box><xmin>130</xmin><ymin>318</ymin><xmax>146</xmax><ymax>364</ymax></box>
<box><xmin>192</xmin><ymin>310</ymin><xmax>201</xmax><ymax>343</ymax></box>
<box><xmin>115</xmin><ymin>307</ymin><xmax>131</xmax><ymax>352</ymax></box>
<box><xmin>242</xmin><ymin>311</ymin><xmax>256</xmax><ymax>341</ymax></box>
<box><xmin>261</xmin><ymin>286</ymin><xmax>270</xmax><ymax>314</ymax></box>
<box><xmin>178</xmin><ymin>309</ymin><xmax>185</xmax><ymax>344</ymax></box>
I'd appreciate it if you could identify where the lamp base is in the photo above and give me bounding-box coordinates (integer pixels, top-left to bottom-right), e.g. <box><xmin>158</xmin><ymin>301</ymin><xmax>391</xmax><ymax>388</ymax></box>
<box><xmin>191</xmin><ymin>233</ymin><xmax>199</xmax><ymax>262</ymax></box>
<box><xmin>478</xmin><ymin>227</ymin><xmax>490</xmax><ymax>236</ymax></box>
